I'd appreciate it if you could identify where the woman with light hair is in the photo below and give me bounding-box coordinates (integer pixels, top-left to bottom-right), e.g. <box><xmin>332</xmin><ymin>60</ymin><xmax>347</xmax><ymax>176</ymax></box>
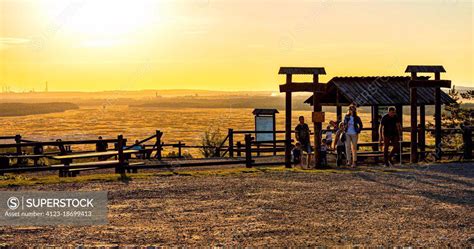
<box><xmin>343</xmin><ymin>104</ymin><xmax>363</xmax><ymax>167</ymax></box>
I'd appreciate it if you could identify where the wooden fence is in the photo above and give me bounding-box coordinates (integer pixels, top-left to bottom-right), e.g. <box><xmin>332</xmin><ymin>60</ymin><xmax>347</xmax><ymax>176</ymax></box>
<box><xmin>0</xmin><ymin>126</ymin><xmax>472</xmax><ymax>177</ymax></box>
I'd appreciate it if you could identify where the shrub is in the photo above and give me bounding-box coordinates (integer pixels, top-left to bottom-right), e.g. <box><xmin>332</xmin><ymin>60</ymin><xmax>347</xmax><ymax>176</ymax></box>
<box><xmin>200</xmin><ymin>127</ymin><xmax>225</xmax><ymax>158</ymax></box>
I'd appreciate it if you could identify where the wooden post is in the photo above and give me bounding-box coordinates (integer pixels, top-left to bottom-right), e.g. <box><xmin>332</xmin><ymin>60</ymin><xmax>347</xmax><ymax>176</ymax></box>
<box><xmin>273</xmin><ymin>115</ymin><xmax>277</xmax><ymax>156</ymax></box>
<box><xmin>371</xmin><ymin>106</ymin><xmax>379</xmax><ymax>151</ymax></box>
<box><xmin>14</xmin><ymin>135</ymin><xmax>21</xmax><ymax>155</ymax></box>
<box><xmin>434</xmin><ymin>72</ymin><xmax>442</xmax><ymax>160</ymax></box>
<box><xmin>245</xmin><ymin>134</ymin><xmax>253</xmax><ymax>168</ymax></box>
<box><xmin>284</xmin><ymin>74</ymin><xmax>292</xmax><ymax>168</ymax></box>
<box><xmin>463</xmin><ymin>126</ymin><xmax>472</xmax><ymax>160</ymax></box>
<box><xmin>116</xmin><ymin>134</ymin><xmax>125</xmax><ymax>174</ymax></box>
<box><xmin>336</xmin><ymin>106</ymin><xmax>342</xmax><ymax>123</ymax></box>
<box><xmin>396</xmin><ymin>105</ymin><xmax>403</xmax><ymax>129</ymax></box>
<box><xmin>396</xmin><ymin>104</ymin><xmax>404</xmax><ymax>159</ymax></box>
<box><xmin>156</xmin><ymin>130</ymin><xmax>162</xmax><ymax>160</ymax></box>
<box><xmin>419</xmin><ymin>105</ymin><xmax>426</xmax><ymax>160</ymax></box>
<box><xmin>410</xmin><ymin>72</ymin><xmax>418</xmax><ymax>163</ymax></box>
<box><xmin>228</xmin><ymin>129</ymin><xmax>234</xmax><ymax>158</ymax></box>
<box><xmin>336</xmin><ymin>89</ymin><xmax>342</xmax><ymax>122</ymax></box>
<box><xmin>236</xmin><ymin>141</ymin><xmax>242</xmax><ymax>157</ymax></box>
<box><xmin>178</xmin><ymin>141</ymin><xmax>182</xmax><ymax>158</ymax></box>
<box><xmin>256</xmin><ymin>143</ymin><xmax>260</xmax><ymax>157</ymax></box>
<box><xmin>313</xmin><ymin>74</ymin><xmax>322</xmax><ymax>168</ymax></box>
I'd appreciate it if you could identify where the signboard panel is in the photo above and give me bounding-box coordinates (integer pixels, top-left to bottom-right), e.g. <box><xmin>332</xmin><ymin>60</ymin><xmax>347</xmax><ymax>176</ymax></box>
<box><xmin>255</xmin><ymin>116</ymin><xmax>274</xmax><ymax>142</ymax></box>
<box><xmin>312</xmin><ymin>112</ymin><xmax>325</xmax><ymax>123</ymax></box>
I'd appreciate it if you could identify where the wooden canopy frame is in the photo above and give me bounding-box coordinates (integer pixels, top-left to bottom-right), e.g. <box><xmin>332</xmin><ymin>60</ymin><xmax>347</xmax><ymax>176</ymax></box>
<box><xmin>278</xmin><ymin>65</ymin><xmax>453</xmax><ymax>168</ymax></box>
<box><xmin>406</xmin><ymin>65</ymin><xmax>451</xmax><ymax>162</ymax></box>
<box><xmin>279</xmin><ymin>67</ymin><xmax>327</xmax><ymax>169</ymax></box>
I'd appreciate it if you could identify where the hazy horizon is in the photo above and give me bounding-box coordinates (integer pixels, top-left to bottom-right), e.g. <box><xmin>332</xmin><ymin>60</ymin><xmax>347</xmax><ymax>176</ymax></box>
<box><xmin>0</xmin><ymin>84</ymin><xmax>473</xmax><ymax>95</ymax></box>
<box><xmin>1</xmin><ymin>0</ymin><xmax>473</xmax><ymax>92</ymax></box>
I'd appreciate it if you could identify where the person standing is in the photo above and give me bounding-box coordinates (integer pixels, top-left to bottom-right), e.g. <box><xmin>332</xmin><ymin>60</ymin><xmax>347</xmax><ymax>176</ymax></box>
<box><xmin>379</xmin><ymin>106</ymin><xmax>403</xmax><ymax>167</ymax></box>
<box><xmin>344</xmin><ymin>105</ymin><xmax>363</xmax><ymax>167</ymax></box>
<box><xmin>333</xmin><ymin>122</ymin><xmax>346</xmax><ymax>167</ymax></box>
<box><xmin>295</xmin><ymin>116</ymin><xmax>311</xmax><ymax>168</ymax></box>
<box><xmin>324</xmin><ymin>122</ymin><xmax>334</xmax><ymax>150</ymax></box>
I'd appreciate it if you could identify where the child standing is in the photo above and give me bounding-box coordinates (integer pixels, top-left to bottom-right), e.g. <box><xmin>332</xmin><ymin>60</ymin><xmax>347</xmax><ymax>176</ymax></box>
<box><xmin>292</xmin><ymin>142</ymin><xmax>302</xmax><ymax>167</ymax></box>
<box><xmin>325</xmin><ymin>124</ymin><xmax>333</xmax><ymax>150</ymax></box>
<box><xmin>333</xmin><ymin>122</ymin><xmax>346</xmax><ymax>167</ymax></box>
<box><xmin>320</xmin><ymin>139</ymin><xmax>328</xmax><ymax>167</ymax></box>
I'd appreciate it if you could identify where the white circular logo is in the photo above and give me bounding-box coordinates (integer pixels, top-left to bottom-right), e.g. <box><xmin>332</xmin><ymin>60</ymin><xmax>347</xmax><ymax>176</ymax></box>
<box><xmin>7</xmin><ymin>197</ymin><xmax>20</xmax><ymax>210</ymax></box>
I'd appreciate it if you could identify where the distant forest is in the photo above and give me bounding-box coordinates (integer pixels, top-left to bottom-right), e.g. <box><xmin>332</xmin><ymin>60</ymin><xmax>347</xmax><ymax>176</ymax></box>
<box><xmin>0</xmin><ymin>103</ymin><xmax>79</xmax><ymax>117</ymax></box>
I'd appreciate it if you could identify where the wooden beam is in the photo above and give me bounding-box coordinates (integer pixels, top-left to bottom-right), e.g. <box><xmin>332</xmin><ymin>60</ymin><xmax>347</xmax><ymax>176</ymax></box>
<box><xmin>336</xmin><ymin>106</ymin><xmax>342</xmax><ymax>122</ymax></box>
<box><xmin>15</xmin><ymin>135</ymin><xmax>22</xmax><ymax>155</ymax></box>
<box><xmin>419</xmin><ymin>105</ymin><xmax>426</xmax><ymax>160</ymax></box>
<box><xmin>434</xmin><ymin>72</ymin><xmax>442</xmax><ymax>160</ymax></box>
<box><xmin>371</xmin><ymin>106</ymin><xmax>379</xmax><ymax>152</ymax></box>
<box><xmin>245</xmin><ymin>134</ymin><xmax>253</xmax><ymax>168</ymax></box>
<box><xmin>313</xmin><ymin>74</ymin><xmax>322</xmax><ymax>168</ymax></box>
<box><xmin>408</xmin><ymin>79</ymin><xmax>451</xmax><ymax>88</ymax></box>
<box><xmin>278</xmin><ymin>67</ymin><xmax>326</xmax><ymax>75</ymax></box>
<box><xmin>336</xmin><ymin>89</ymin><xmax>342</xmax><ymax>122</ymax></box>
<box><xmin>279</xmin><ymin>83</ymin><xmax>326</xmax><ymax>93</ymax></box>
<box><xmin>285</xmin><ymin>74</ymin><xmax>292</xmax><ymax>168</ymax></box>
<box><xmin>410</xmin><ymin>72</ymin><xmax>418</xmax><ymax>163</ymax></box>
<box><xmin>396</xmin><ymin>105</ymin><xmax>403</xmax><ymax>129</ymax></box>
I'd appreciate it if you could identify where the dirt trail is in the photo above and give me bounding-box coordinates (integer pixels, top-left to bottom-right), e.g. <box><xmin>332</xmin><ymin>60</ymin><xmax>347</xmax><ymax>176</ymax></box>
<box><xmin>0</xmin><ymin>162</ymin><xmax>473</xmax><ymax>247</ymax></box>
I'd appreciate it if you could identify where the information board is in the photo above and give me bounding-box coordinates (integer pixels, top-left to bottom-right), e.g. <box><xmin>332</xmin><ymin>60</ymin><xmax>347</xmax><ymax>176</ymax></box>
<box><xmin>255</xmin><ymin>116</ymin><xmax>275</xmax><ymax>142</ymax></box>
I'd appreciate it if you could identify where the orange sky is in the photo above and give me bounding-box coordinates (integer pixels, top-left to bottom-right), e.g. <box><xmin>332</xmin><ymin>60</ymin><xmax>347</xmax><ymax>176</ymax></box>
<box><xmin>0</xmin><ymin>0</ymin><xmax>472</xmax><ymax>92</ymax></box>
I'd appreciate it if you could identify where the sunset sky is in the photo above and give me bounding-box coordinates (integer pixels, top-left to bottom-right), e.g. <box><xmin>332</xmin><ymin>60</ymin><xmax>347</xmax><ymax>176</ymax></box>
<box><xmin>0</xmin><ymin>0</ymin><xmax>472</xmax><ymax>92</ymax></box>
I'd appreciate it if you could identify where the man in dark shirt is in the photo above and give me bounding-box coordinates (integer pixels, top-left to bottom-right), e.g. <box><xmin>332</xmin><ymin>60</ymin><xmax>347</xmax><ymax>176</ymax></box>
<box><xmin>295</xmin><ymin>116</ymin><xmax>311</xmax><ymax>168</ymax></box>
<box><xmin>379</xmin><ymin>106</ymin><xmax>403</xmax><ymax>166</ymax></box>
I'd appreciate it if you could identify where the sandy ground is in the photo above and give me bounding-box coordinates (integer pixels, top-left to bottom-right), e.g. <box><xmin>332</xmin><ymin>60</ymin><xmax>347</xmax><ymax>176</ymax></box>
<box><xmin>0</xmin><ymin>162</ymin><xmax>473</xmax><ymax>247</ymax></box>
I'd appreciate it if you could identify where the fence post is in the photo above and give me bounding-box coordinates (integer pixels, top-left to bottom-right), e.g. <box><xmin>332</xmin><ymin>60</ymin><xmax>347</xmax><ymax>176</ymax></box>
<box><xmin>228</xmin><ymin>129</ymin><xmax>234</xmax><ymax>158</ymax></box>
<box><xmin>463</xmin><ymin>126</ymin><xmax>472</xmax><ymax>160</ymax></box>
<box><xmin>116</xmin><ymin>135</ymin><xmax>125</xmax><ymax>174</ymax></box>
<box><xmin>245</xmin><ymin>134</ymin><xmax>253</xmax><ymax>168</ymax></box>
<box><xmin>178</xmin><ymin>141</ymin><xmax>182</xmax><ymax>158</ymax></box>
<box><xmin>15</xmin><ymin>134</ymin><xmax>22</xmax><ymax>155</ymax></box>
<box><xmin>236</xmin><ymin>141</ymin><xmax>242</xmax><ymax>157</ymax></box>
<box><xmin>156</xmin><ymin>130</ymin><xmax>162</xmax><ymax>160</ymax></box>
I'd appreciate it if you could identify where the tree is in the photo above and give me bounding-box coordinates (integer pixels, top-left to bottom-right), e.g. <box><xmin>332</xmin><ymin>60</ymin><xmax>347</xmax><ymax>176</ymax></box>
<box><xmin>428</xmin><ymin>86</ymin><xmax>473</xmax><ymax>149</ymax></box>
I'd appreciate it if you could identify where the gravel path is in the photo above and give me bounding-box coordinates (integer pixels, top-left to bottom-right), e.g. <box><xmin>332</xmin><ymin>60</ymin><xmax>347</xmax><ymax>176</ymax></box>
<box><xmin>0</xmin><ymin>162</ymin><xmax>473</xmax><ymax>247</ymax></box>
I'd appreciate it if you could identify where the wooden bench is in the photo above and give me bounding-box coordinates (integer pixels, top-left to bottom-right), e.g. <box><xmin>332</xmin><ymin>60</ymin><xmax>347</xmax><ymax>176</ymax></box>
<box><xmin>357</xmin><ymin>141</ymin><xmax>411</xmax><ymax>149</ymax></box>
<box><xmin>50</xmin><ymin>160</ymin><xmax>145</xmax><ymax>177</ymax></box>
<box><xmin>322</xmin><ymin>150</ymin><xmax>411</xmax><ymax>165</ymax></box>
<box><xmin>49</xmin><ymin>150</ymin><xmax>140</xmax><ymax>162</ymax></box>
<box><xmin>49</xmin><ymin>150</ymin><xmax>140</xmax><ymax>177</ymax></box>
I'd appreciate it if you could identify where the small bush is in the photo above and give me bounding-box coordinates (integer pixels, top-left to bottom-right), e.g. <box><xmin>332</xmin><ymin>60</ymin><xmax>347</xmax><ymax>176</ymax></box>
<box><xmin>200</xmin><ymin>127</ymin><xmax>225</xmax><ymax>158</ymax></box>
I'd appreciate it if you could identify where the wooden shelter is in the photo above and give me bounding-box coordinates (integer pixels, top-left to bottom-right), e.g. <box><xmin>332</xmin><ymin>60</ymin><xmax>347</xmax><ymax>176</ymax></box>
<box><xmin>279</xmin><ymin>67</ymin><xmax>327</xmax><ymax>168</ymax></box>
<box><xmin>280</xmin><ymin>65</ymin><xmax>455</xmax><ymax>167</ymax></box>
